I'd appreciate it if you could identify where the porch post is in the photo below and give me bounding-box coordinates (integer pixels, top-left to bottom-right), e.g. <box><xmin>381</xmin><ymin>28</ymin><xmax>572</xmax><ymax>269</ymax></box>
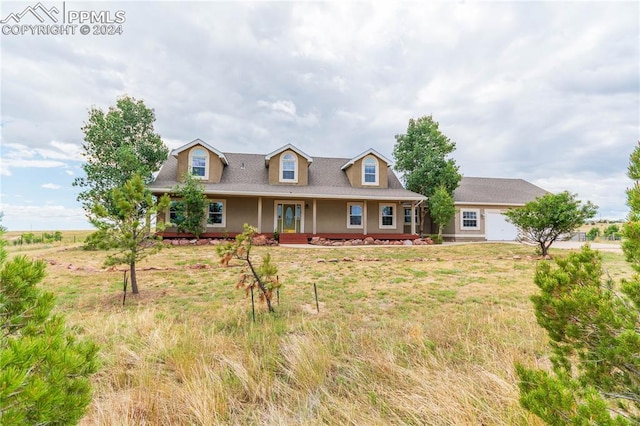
<box><xmin>312</xmin><ymin>199</ymin><xmax>317</xmax><ymax>235</ymax></box>
<box><xmin>257</xmin><ymin>197</ymin><xmax>262</xmax><ymax>233</ymax></box>
<box><xmin>363</xmin><ymin>201</ymin><xmax>368</xmax><ymax>235</ymax></box>
<box><xmin>411</xmin><ymin>201</ymin><xmax>416</xmax><ymax>235</ymax></box>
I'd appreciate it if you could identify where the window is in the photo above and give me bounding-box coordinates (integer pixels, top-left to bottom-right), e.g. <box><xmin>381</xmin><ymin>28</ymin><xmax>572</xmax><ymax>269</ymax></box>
<box><xmin>379</xmin><ymin>203</ymin><xmax>396</xmax><ymax>229</ymax></box>
<box><xmin>404</xmin><ymin>207</ymin><xmax>419</xmax><ymax>224</ymax></box>
<box><xmin>190</xmin><ymin>148</ymin><xmax>208</xmax><ymax>178</ymax></box>
<box><xmin>347</xmin><ymin>202</ymin><xmax>363</xmax><ymax>228</ymax></box>
<box><xmin>461</xmin><ymin>209</ymin><xmax>480</xmax><ymax>229</ymax></box>
<box><xmin>168</xmin><ymin>201</ymin><xmax>183</xmax><ymax>225</ymax></box>
<box><xmin>281</xmin><ymin>153</ymin><xmax>297</xmax><ymax>182</ymax></box>
<box><xmin>207</xmin><ymin>200</ymin><xmax>225</xmax><ymax>227</ymax></box>
<box><xmin>362</xmin><ymin>157</ymin><xmax>378</xmax><ymax>185</ymax></box>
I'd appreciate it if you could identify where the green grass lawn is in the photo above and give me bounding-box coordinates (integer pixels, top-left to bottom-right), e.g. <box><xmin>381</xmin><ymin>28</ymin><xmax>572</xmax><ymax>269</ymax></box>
<box><xmin>7</xmin><ymin>238</ymin><xmax>633</xmax><ymax>425</ymax></box>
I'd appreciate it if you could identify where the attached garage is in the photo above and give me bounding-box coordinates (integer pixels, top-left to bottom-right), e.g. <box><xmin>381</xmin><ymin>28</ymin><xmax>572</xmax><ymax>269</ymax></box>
<box><xmin>485</xmin><ymin>211</ymin><xmax>519</xmax><ymax>241</ymax></box>
<box><xmin>446</xmin><ymin>177</ymin><xmax>549</xmax><ymax>242</ymax></box>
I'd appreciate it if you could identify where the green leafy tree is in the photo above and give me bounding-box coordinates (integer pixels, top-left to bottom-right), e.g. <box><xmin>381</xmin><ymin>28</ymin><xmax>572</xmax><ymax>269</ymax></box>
<box><xmin>516</xmin><ymin>144</ymin><xmax>640</xmax><ymax>424</ymax></box>
<box><xmin>215</xmin><ymin>224</ymin><xmax>280</xmax><ymax>313</ymax></box>
<box><xmin>73</xmin><ymin>95</ymin><xmax>168</xmax><ymax>218</ymax></box>
<box><xmin>586</xmin><ymin>226</ymin><xmax>600</xmax><ymax>241</ymax></box>
<box><xmin>429</xmin><ymin>185</ymin><xmax>456</xmax><ymax>239</ymax></box>
<box><xmin>504</xmin><ymin>191</ymin><xmax>597</xmax><ymax>257</ymax></box>
<box><xmin>0</xmin><ymin>227</ymin><xmax>99</xmax><ymax>424</ymax></box>
<box><xmin>172</xmin><ymin>173</ymin><xmax>207</xmax><ymax>238</ymax></box>
<box><xmin>392</xmin><ymin>115</ymin><xmax>462</xmax><ymax>234</ymax></box>
<box><xmin>91</xmin><ymin>174</ymin><xmax>170</xmax><ymax>294</ymax></box>
<box><xmin>603</xmin><ymin>224</ymin><xmax>621</xmax><ymax>240</ymax></box>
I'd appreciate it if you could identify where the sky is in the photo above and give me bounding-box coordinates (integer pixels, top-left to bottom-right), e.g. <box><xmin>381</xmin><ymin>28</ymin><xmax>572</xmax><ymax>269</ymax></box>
<box><xmin>0</xmin><ymin>1</ymin><xmax>638</xmax><ymax>231</ymax></box>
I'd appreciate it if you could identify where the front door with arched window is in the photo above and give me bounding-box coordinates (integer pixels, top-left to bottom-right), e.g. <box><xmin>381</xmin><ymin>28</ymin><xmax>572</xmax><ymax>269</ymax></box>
<box><xmin>276</xmin><ymin>202</ymin><xmax>302</xmax><ymax>233</ymax></box>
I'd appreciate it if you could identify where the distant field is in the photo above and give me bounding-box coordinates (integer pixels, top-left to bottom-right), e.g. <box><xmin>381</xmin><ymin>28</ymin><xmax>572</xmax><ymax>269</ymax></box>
<box><xmin>4</xmin><ymin>229</ymin><xmax>94</xmax><ymax>245</ymax></box>
<box><xmin>4</xmin><ymin>238</ymin><xmax>632</xmax><ymax>425</ymax></box>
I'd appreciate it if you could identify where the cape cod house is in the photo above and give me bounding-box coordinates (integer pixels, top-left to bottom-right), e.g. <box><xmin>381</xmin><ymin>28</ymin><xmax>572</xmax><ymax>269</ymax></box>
<box><xmin>148</xmin><ymin>139</ymin><xmax>426</xmax><ymax>243</ymax></box>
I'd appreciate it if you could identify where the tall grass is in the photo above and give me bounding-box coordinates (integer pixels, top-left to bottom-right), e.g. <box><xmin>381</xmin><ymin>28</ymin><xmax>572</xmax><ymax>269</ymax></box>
<box><xmin>16</xmin><ymin>241</ymin><xmax>630</xmax><ymax>425</ymax></box>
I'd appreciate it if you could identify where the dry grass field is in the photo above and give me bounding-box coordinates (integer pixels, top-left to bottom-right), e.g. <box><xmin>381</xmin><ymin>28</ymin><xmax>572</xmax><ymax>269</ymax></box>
<box><xmin>5</xmin><ymin>236</ymin><xmax>632</xmax><ymax>425</ymax></box>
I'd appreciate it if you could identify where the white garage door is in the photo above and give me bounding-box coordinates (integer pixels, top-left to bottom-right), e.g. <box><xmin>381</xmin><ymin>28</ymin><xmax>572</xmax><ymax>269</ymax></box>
<box><xmin>486</xmin><ymin>212</ymin><xmax>519</xmax><ymax>241</ymax></box>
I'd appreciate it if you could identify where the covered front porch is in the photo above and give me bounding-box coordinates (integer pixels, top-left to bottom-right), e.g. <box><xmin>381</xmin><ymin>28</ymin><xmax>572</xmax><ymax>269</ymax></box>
<box><xmin>158</xmin><ymin>195</ymin><xmax>423</xmax><ymax>243</ymax></box>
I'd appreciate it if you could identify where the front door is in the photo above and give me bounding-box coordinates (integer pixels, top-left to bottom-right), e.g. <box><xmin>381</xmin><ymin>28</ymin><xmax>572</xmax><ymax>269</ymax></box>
<box><xmin>277</xmin><ymin>203</ymin><xmax>301</xmax><ymax>233</ymax></box>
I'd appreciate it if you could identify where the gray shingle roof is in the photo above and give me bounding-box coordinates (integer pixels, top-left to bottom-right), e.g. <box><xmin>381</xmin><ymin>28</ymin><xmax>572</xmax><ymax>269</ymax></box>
<box><xmin>149</xmin><ymin>152</ymin><xmax>425</xmax><ymax>201</ymax></box>
<box><xmin>454</xmin><ymin>177</ymin><xmax>548</xmax><ymax>205</ymax></box>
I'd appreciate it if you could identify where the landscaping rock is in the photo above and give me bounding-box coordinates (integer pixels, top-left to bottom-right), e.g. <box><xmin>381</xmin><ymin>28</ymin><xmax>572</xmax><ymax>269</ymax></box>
<box><xmin>252</xmin><ymin>235</ymin><xmax>268</xmax><ymax>246</ymax></box>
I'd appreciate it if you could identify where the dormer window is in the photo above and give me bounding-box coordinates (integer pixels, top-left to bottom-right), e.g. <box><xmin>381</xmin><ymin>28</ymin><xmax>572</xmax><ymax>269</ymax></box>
<box><xmin>363</xmin><ymin>156</ymin><xmax>378</xmax><ymax>185</ymax></box>
<box><xmin>281</xmin><ymin>152</ymin><xmax>297</xmax><ymax>182</ymax></box>
<box><xmin>190</xmin><ymin>148</ymin><xmax>208</xmax><ymax>179</ymax></box>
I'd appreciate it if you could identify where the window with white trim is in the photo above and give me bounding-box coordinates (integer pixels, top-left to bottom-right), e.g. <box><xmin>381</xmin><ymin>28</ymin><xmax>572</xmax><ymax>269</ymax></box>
<box><xmin>362</xmin><ymin>156</ymin><xmax>378</xmax><ymax>185</ymax></box>
<box><xmin>460</xmin><ymin>209</ymin><xmax>480</xmax><ymax>229</ymax></box>
<box><xmin>379</xmin><ymin>203</ymin><xmax>396</xmax><ymax>229</ymax></box>
<box><xmin>280</xmin><ymin>152</ymin><xmax>297</xmax><ymax>182</ymax></box>
<box><xmin>347</xmin><ymin>202</ymin><xmax>364</xmax><ymax>228</ymax></box>
<box><xmin>207</xmin><ymin>200</ymin><xmax>225</xmax><ymax>227</ymax></box>
<box><xmin>190</xmin><ymin>148</ymin><xmax>208</xmax><ymax>179</ymax></box>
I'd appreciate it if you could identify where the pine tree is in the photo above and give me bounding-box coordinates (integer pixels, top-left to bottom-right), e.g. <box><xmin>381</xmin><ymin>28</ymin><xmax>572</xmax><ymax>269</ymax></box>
<box><xmin>215</xmin><ymin>224</ymin><xmax>280</xmax><ymax>313</ymax></box>
<box><xmin>0</xmin><ymin>230</ymin><xmax>99</xmax><ymax>424</ymax></box>
<box><xmin>516</xmin><ymin>144</ymin><xmax>640</xmax><ymax>424</ymax></box>
<box><xmin>91</xmin><ymin>173</ymin><xmax>170</xmax><ymax>294</ymax></box>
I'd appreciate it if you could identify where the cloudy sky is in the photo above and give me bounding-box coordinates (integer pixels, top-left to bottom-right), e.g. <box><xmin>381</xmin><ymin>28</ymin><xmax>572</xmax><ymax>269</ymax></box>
<box><xmin>1</xmin><ymin>1</ymin><xmax>638</xmax><ymax>231</ymax></box>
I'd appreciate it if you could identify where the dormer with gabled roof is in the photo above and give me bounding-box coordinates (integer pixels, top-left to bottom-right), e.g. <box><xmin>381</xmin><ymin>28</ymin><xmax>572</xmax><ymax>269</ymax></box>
<box><xmin>172</xmin><ymin>138</ymin><xmax>228</xmax><ymax>183</ymax></box>
<box><xmin>264</xmin><ymin>143</ymin><xmax>313</xmax><ymax>186</ymax></box>
<box><xmin>341</xmin><ymin>148</ymin><xmax>391</xmax><ymax>189</ymax></box>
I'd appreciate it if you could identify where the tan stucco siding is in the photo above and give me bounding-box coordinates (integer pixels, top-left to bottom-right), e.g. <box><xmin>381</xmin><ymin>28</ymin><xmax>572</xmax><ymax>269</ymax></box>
<box><xmin>344</xmin><ymin>156</ymin><xmax>388</xmax><ymax>189</ymax></box>
<box><xmin>160</xmin><ymin>196</ymin><xmax>259</xmax><ymax>234</ymax></box>
<box><xmin>368</xmin><ymin>201</ymin><xmax>402</xmax><ymax>234</ymax></box>
<box><xmin>315</xmin><ymin>200</ymin><xmax>354</xmax><ymax>233</ymax></box>
<box><xmin>310</xmin><ymin>200</ymin><xmax>403</xmax><ymax>234</ymax></box>
<box><xmin>222</xmin><ymin>197</ymin><xmax>259</xmax><ymax>232</ymax></box>
<box><xmin>260</xmin><ymin>197</ymin><xmax>277</xmax><ymax>234</ymax></box>
<box><xmin>267</xmin><ymin>151</ymin><xmax>309</xmax><ymax>186</ymax></box>
<box><xmin>176</xmin><ymin>144</ymin><xmax>224</xmax><ymax>183</ymax></box>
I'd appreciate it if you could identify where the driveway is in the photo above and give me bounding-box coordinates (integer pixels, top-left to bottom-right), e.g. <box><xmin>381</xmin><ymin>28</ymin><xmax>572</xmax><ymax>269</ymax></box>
<box><xmin>553</xmin><ymin>241</ymin><xmax>623</xmax><ymax>254</ymax></box>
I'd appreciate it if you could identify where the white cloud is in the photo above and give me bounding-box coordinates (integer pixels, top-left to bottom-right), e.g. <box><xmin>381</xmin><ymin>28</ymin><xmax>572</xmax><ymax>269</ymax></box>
<box><xmin>0</xmin><ymin>157</ymin><xmax>68</xmax><ymax>176</ymax></box>
<box><xmin>271</xmin><ymin>100</ymin><xmax>297</xmax><ymax>116</ymax></box>
<box><xmin>41</xmin><ymin>183</ymin><xmax>62</xmax><ymax>190</ymax></box>
<box><xmin>0</xmin><ymin>141</ymin><xmax>78</xmax><ymax>175</ymax></box>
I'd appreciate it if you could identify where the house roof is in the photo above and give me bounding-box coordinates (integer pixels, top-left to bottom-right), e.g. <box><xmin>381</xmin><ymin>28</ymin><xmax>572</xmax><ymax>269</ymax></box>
<box><xmin>340</xmin><ymin>148</ymin><xmax>392</xmax><ymax>170</ymax></box>
<box><xmin>170</xmin><ymin>138</ymin><xmax>229</xmax><ymax>165</ymax></box>
<box><xmin>454</xmin><ymin>177</ymin><xmax>548</xmax><ymax>205</ymax></box>
<box><xmin>149</xmin><ymin>151</ymin><xmax>425</xmax><ymax>202</ymax></box>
